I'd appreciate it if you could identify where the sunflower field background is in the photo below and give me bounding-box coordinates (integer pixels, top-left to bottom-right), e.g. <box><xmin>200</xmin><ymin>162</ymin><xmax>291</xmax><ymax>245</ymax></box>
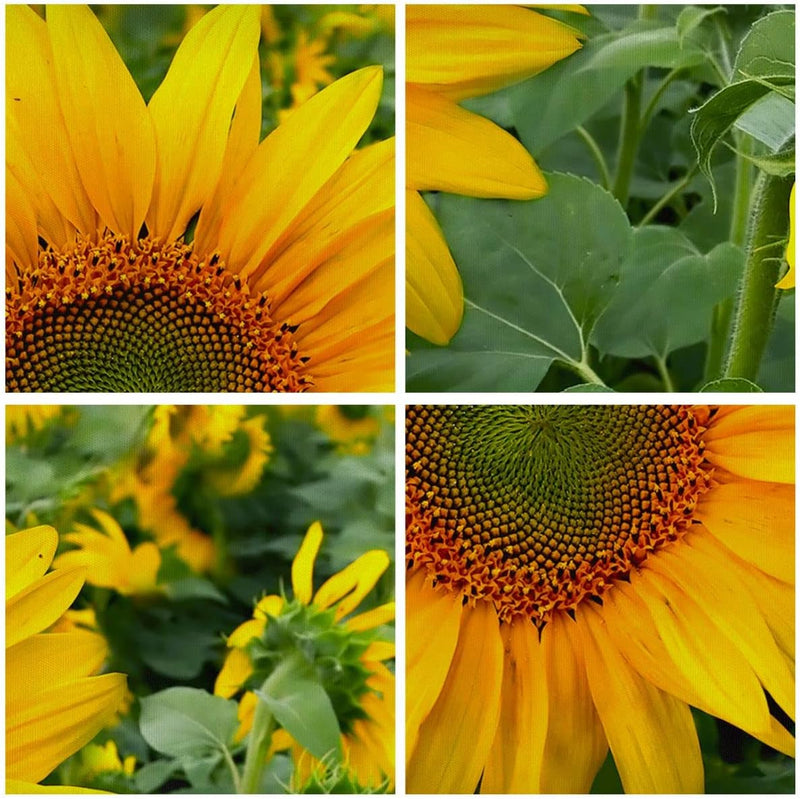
<box><xmin>89</xmin><ymin>4</ymin><xmax>394</xmax><ymax>143</ymax></box>
<box><xmin>6</xmin><ymin>405</ymin><xmax>394</xmax><ymax>793</ymax></box>
<box><xmin>406</xmin><ymin>5</ymin><xmax>795</xmax><ymax>394</ymax></box>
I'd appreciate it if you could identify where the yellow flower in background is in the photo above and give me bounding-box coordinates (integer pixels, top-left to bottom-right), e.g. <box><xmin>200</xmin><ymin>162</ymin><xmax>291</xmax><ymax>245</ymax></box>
<box><xmin>315</xmin><ymin>406</ymin><xmax>381</xmax><ymax>455</ymax></box>
<box><xmin>7</xmin><ymin>5</ymin><xmax>394</xmax><ymax>392</ymax></box>
<box><xmin>406</xmin><ymin>5</ymin><xmax>586</xmax><ymax>344</ymax></box>
<box><xmin>6</xmin><ymin>525</ymin><xmax>127</xmax><ymax>793</ymax></box>
<box><xmin>111</xmin><ymin>406</ymin><xmax>272</xmax><ymax>571</ymax></box>
<box><xmin>53</xmin><ymin>509</ymin><xmax>161</xmax><ymax>596</ymax></box>
<box><xmin>776</xmin><ymin>182</ymin><xmax>795</xmax><ymax>289</ymax></box>
<box><xmin>406</xmin><ymin>405</ymin><xmax>794</xmax><ymax>792</ymax></box>
<box><xmin>6</xmin><ymin>405</ymin><xmax>61</xmax><ymax>442</ymax></box>
<box><xmin>75</xmin><ymin>740</ymin><xmax>136</xmax><ymax>782</ymax></box>
<box><xmin>216</xmin><ymin>521</ymin><xmax>395</xmax><ymax>789</ymax></box>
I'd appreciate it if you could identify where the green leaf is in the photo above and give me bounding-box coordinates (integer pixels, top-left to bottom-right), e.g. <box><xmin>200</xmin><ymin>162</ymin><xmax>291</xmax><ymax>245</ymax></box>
<box><xmin>676</xmin><ymin>6</ymin><xmax>726</xmax><ymax>46</ymax></box>
<box><xmin>733</xmin><ymin>10</ymin><xmax>795</xmax><ymax>81</ymax></box>
<box><xmin>406</xmin><ymin>174</ymin><xmax>632</xmax><ymax>391</ymax></box>
<box><xmin>592</xmin><ymin>228</ymin><xmax>744</xmax><ymax>359</ymax></box>
<box><xmin>563</xmin><ymin>384</ymin><xmax>616</xmax><ymax>392</ymax></box>
<box><xmin>733</xmin><ymin>93</ymin><xmax>795</xmax><ymax>151</ymax></box>
<box><xmin>699</xmin><ymin>378</ymin><xmax>763</xmax><ymax>392</ymax></box>
<box><xmin>139</xmin><ymin>687</ymin><xmax>239</xmax><ymax>761</ymax></box>
<box><xmin>257</xmin><ymin>677</ymin><xmax>342</xmax><ymax>762</ymax></box>
<box><xmin>133</xmin><ymin>759</ymin><xmax>178</xmax><ymax>794</ymax></box>
<box><xmin>690</xmin><ymin>75</ymin><xmax>795</xmax><ymax>207</ymax></box>
<box><xmin>731</xmin><ymin>142</ymin><xmax>795</xmax><ymax>178</ymax></box>
<box><xmin>500</xmin><ymin>22</ymin><xmax>706</xmax><ymax>153</ymax></box>
<box><xmin>163</xmin><ymin>577</ymin><xmax>228</xmax><ymax>603</ymax></box>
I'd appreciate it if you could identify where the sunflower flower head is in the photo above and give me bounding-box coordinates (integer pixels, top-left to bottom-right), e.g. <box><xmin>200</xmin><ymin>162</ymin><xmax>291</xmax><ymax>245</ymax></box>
<box><xmin>406</xmin><ymin>405</ymin><xmax>794</xmax><ymax>793</ymax></box>
<box><xmin>215</xmin><ymin>521</ymin><xmax>395</xmax><ymax>790</ymax></box>
<box><xmin>6</xmin><ymin>525</ymin><xmax>127</xmax><ymax>793</ymax></box>
<box><xmin>7</xmin><ymin>5</ymin><xmax>394</xmax><ymax>392</ymax></box>
<box><xmin>53</xmin><ymin>509</ymin><xmax>162</xmax><ymax>597</ymax></box>
<box><xmin>406</xmin><ymin>5</ymin><xmax>586</xmax><ymax>344</ymax></box>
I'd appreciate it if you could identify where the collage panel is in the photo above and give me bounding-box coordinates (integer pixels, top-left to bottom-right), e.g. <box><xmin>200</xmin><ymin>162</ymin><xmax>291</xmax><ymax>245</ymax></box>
<box><xmin>6</xmin><ymin>404</ymin><xmax>395</xmax><ymax>792</ymax></box>
<box><xmin>406</xmin><ymin>404</ymin><xmax>794</xmax><ymax>792</ymax></box>
<box><xmin>406</xmin><ymin>5</ymin><xmax>795</xmax><ymax>393</ymax></box>
<box><xmin>6</xmin><ymin>4</ymin><xmax>395</xmax><ymax>393</ymax></box>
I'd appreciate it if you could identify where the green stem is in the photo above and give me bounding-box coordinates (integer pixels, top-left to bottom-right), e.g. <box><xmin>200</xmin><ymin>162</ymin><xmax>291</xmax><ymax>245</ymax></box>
<box><xmin>569</xmin><ymin>358</ymin><xmax>607</xmax><ymax>387</ymax></box>
<box><xmin>240</xmin><ymin>695</ymin><xmax>276</xmax><ymax>794</ymax></box>
<box><xmin>637</xmin><ymin>165</ymin><xmax>698</xmax><ymax>227</ymax></box>
<box><xmin>705</xmin><ymin>136</ymin><xmax>753</xmax><ymax>381</ymax></box>
<box><xmin>612</xmin><ymin>76</ymin><xmax>642</xmax><ymax>207</ymax></box>
<box><xmin>639</xmin><ymin>67</ymin><xmax>681</xmax><ymax>132</ymax></box>
<box><xmin>724</xmin><ymin>172</ymin><xmax>793</xmax><ymax>381</ymax></box>
<box><xmin>575</xmin><ymin>126</ymin><xmax>612</xmax><ymax>190</ymax></box>
<box><xmin>654</xmin><ymin>355</ymin><xmax>675</xmax><ymax>392</ymax></box>
<box><xmin>612</xmin><ymin>5</ymin><xmax>656</xmax><ymax>207</ymax></box>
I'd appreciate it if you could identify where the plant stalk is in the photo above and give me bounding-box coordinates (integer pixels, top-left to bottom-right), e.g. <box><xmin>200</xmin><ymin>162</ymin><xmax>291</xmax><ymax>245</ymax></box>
<box><xmin>723</xmin><ymin>172</ymin><xmax>793</xmax><ymax>381</ymax></box>
<box><xmin>705</xmin><ymin>136</ymin><xmax>753</xmax><ymax>381</ymax></box>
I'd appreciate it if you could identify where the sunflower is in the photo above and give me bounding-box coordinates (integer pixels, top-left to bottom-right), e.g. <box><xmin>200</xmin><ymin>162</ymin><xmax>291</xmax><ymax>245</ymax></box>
<box><xmin>215</xmin><ymin>521</ymin><xmax>395</xmax><ymax>790</ymax></box>
<box><xmin>6</xmin><ymin>525</ymin><xmax>127</xmax><ymax>793</ymax></box>
<box><xmin>6</xmin><ymin>5</ymin><xmax>394</xmax><ymax>392</ymax></box>
<box><xmin>406</xmin><ymin>5</ymin><xmax>586</xmax><ymax>345</ymax></box>
<box><xmin>406</xmin><ymin>405</ymin><xmax>794</xmax><ymax>793</ymax></box>
<box><xmin>52</xmin><ymin>509</ymin><xmax>161</xmax><ymax>597</ymax></box>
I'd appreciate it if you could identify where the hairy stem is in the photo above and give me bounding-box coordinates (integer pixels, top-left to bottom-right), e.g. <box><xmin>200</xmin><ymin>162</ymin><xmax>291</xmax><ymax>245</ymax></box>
<box><xmin>724</xmin><ymin>172</ymin><xmax>792</xmax><ymax>381</ymax></box>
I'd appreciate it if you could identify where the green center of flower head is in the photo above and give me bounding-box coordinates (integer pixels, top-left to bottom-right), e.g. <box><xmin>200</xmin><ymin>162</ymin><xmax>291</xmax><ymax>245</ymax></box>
<box><xmin>406</xmin><ymin>405</ymin><xmax>714</xmax><ymax>625</ymax></box>
<box><xmin>6</xmin><ymin>232</ymin><xmax>313</xmax><ymax>392</ymax></box>
<box><xmin>245</xmin><ymin>600</ymin><xmax>373</xmax><ymax>734</ymax></box>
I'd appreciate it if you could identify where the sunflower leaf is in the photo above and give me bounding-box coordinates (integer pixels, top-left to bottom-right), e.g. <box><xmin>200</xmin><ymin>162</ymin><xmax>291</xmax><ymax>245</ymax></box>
<box><xmin>139</xmin><ymin>687</ymin><xmax>239</xmax><ymax>761</ymax></box>
<box><xmin>406</xmin><ymin>174</ymin><xmax>631</xmax><ymax>391</ymax></box>
<box><xmin>591</xmin><ymin>228</ymin><xmax>744</xmax><ymax>360</ymax></box>
<box><xmin>699</xmin><ymin>378</ymin><xmax>763</xmax><ymax>392</ymax></box>
<box><xmin>256</xmin><ymin>676</ymin><xmax>342</xmax><ymax>762</ymax></box>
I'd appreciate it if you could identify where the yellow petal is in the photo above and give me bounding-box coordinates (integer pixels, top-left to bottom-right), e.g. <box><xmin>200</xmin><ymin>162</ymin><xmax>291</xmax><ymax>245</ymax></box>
<box><xmin>6</xmin><ymin>526</ymin><xmax>58</xmax><ymax>600</ymax></box>
<box><xmin>226</xmin><ymin>618</ymin><xmax>266</xmax><ymax>648</ymax></box>
<box><xmin>6</xmin><ymin>168</ymin><xmax>39</xmax><ymax>277</ymax></box>
<box><xmin>249</xmin><ymin>137</ymin><xmax>395</xmax><ymax>301</ymax></box>
<box><xmin>253</xmin><ymin>594</ymin><xmax>285</xmax><ymax>620</ymax></box>
<box><xmin>292</xmin><ymin>521</ymin><xmax>323</xmax><ymax>605</ymax></box>
<box><xmin>407</xmin><ymin>5</ymin><xmax>582</xmax><ymax>100</ymax></box>
<box><xmin>406</xmin><ymin>569</ymin><xmax>462</xmax><ymax>759</ymax></box>
<box><xmin>407</xmin><ymin>600</ymin><xmax>503</xmax><ymax>793</ymax></box>
<box><xmin>47</xmin><ymin>5</ymin><xmax>156</xmax><ymax>238</ymax></box>
<box><xmin>538</xmin><ymin>612</ymin><xmax>607</xmax><ymax>792</ymax></box>
<box><xmin>482</xmin><ymin>617</ymin><xmax>547</xmax><ymax>792</ymax></box>
<box><xmin>7</xmin><ymin>780</ymin><xmax>110</xmax><ymax>794</ymax></box>
<box><xmin>406</xmin><ymin>189</ymin><xmax>463</xmax><ymax>344</ymax></box>
<box><xmin>313</xmin><ymin>550</ymin><xmax>389</xmax><ymax>618</ymax></box>
<box><xmin>212</xmin><ymin>66</ymin><xmax>383</xmax><ymax>278</ymax></box>
<box><xmin>407</xmin><ymin>85</ymin><xmax>547</xmax><ymax>198</ymax></box>
<box><xmin>695</xmin><ymin>481</ymin><xmax>794</xmax><ymax>582</ymax></box>
<box><xmin>577</xmin><ymin>605</ymin><xmax>704</xmax><ymax>793</ymax></box>
<box><xmin>704</xmin><ymin>406</ymin><xmax>794</xmax><ymax>483</ymax></box>
<box><xmin>214</xmin><ymin>647</ymin><xmax>253</xmax><ymax>699</ymax></box>
<box><xmin>777</xmin><ymin>183</ymin><xmax>794</xmax><ymax>289</ymax></box>
<box><xmin>631</xmin><ymin>568</ymin><xmax>789</xmax><ymax>750</ymax></box>
<box><xmin>148</xmin><ymin>5</ymin><xmax>260</xmax><ymax>240</ymax></box>
<box><xmin>347</xmin><ymin>601</ymin><xmax>396</xmax><ymax>632</ymax></box>
<box><xmin>650</xmin><ymin>530</ymin><xmax>794</xmax><ymax>717</ymax></box>
<box><xmin>7</xmin><ymin>631</ymin><xmax>108</xmax><ymax>696</ymax></box>
<box><xmin>602</xmin><ymin>574</ymin><xmax>794</xmax><ymax>755</ymax></box>
<box><xmin>193</xmin><ymin>52</ymin><xmax>263</xmax><ymax>258</ymax></box>
<box><xmin>6</xmin><ymin>5</ymin><xmax>96</xmax><ymax>239</ymax></box>
<box><xmin>7</xmin><ymin>673</ymin><xmax>126</xmax><ymax>783</ymax></box>
<box><xmin>7</xmin><ymin>567</ymin><xmax>85</xmax><ymax>648</ymax></box>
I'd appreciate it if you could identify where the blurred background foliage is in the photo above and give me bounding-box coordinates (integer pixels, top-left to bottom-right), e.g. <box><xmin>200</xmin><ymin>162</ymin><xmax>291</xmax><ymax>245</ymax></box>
<box><xmin>6</xmin><ymin>404</ymin><xmax>394</xmax><ymax>793</ymax></box>
<box><xmin>66</xmin><ymin>4</ymin><xmax>394</xmax><ymax>144</ymax></box>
